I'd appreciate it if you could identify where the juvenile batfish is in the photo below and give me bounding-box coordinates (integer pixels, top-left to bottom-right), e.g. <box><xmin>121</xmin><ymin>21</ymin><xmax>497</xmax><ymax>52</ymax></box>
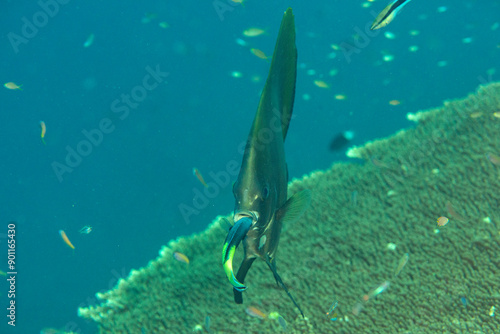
<box><xmin>40</xmin><ymin>121</ymin><xmax>46</xmax><ymax>144</ymax></box>
<box><xmin>173</xmin><ymin>251</ymin><xmax>190</xmax><ymax>264</ymax></box>
<box><xmin>59</xmin><ymin>230</ymin><xmax>75</xmax><ymax>249</ymax></box>
<box><xmin>371</xmin><ymin>0</ymin><xmax>413</xmax><ymax>30</ymax></box>
<box><xmin>193</xmin><ymin>167</ymin><xmax>208</xmax><ymax>187</ymax></box>
<box><xmin>394</xmin><ymin>253</ymin><xmax>409</xmax><ymax>276</ymax></box>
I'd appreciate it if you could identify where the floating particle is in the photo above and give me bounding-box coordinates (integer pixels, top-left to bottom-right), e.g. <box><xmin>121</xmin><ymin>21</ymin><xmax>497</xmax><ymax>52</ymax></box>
<box><xmin>462</xmin><ymin>37</ymin><xmax>473</xmax><ymax>44</ymax></box>
<box><xmin>437</xmin><ymin>216</ymin><xmax>449</xmax><ymax>227</ymax></box>
<box><xmin>159</xmin><ymin>22</ymin><xmax>170</xmax><ymax>29</ymax></box>
<box><xmin>389</xmin><ymin>100</ymin><xmax>401</xmax><ymax>106</ymax></box>
<box><xmin>483</xmin><ymin>217</ymin><xmax>492</xmax><ymax>223</ymax></box>
<box><xmin>302</xmin><ymin>93</ymin><xmax>311</xmax><ymax>101</ymax></box>
<box><xmin>437</xmin><ymin>60</ymin><xmax>448</xmax><ymax>67</ymax></box>
<box><xmin>314</xmin><ymin>80</ymin><xmax>329</xmax><ymax>88</ymax></box>
<box><xmin>437</xmin><ymin>6</ymin><xmax>447</xmax><ymax>13</ymax></box>
<box><xmin>492</xmin><ymin>22</ymin><xmax>499</xmax><ymax>31</ymax></box>
<box><xmin>384</xmin><ymin>31</ymin><xmax>396</xmax><ymax>39</ymax></box>
<box><xmin>306</xmin><ymin>69</ymin><xmax>316</xmax><ymax>75</ymax></box>
<box><xmin>334</xmin><ymin>94</ymin><xmax>346</xmax><ymax>100</ymax></box>
<box><xmin>387</xmin><ymin>243</ymin><xmax>397</xmax><ymax>250</ymax></box>
<box><xmin>330</xmin><ymin>44</ymin><xmax>340</xmax><ymax>50</ymax></box>
<box><xmin>408</xmin><ymin>45</ymin><xmax>419</xmax><ymax>52</ymax></box>
<box><xmin>490</xmin><ymin>306</ymin><xmax>496</xmax><ymax>317</ymax></box>
<box><xmin>243</xmin><ymin>28</ymin><xmax>266</xmax><ymax>37</ymax></box>
<box><xmin>493</xmin><ymin>112</ymin><xmax>500</xmax><ymax>118</ymax></box>
<box><xmin>409</xmin><ymin>30</ymin><xmax>420</xmax><ymax>36</ymax></box>
<box><xmin>470</xmin><ymin>112</ymin><xmax>483</xmax><ymax>118</ymax></box>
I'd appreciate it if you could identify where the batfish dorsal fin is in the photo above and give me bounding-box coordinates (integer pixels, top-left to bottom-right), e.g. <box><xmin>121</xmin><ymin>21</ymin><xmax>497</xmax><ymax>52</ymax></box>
<box><xmin>260</xmin><ymin>8</ymin><xmax>297</xmax><ymax>141</ymax></box>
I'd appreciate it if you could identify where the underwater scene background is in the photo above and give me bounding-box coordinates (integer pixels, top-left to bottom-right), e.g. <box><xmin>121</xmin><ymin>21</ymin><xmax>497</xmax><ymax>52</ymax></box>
<box><xmin>0</xmin><ymin>0</ymin><xmax>499</xmax><ymax>333</ymax></box>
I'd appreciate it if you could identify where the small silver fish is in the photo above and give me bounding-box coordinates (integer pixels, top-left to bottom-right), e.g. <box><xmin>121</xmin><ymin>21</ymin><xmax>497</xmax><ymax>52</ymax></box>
<box><xmin>278</xmin><ymin>315</ymin><xmax>287</xmax><ymax>331</ymax></box>
<box><xmin>395</xmin><ymin>253</ymin><xmax>409</xmax><ymax>276</ymax></box>
<box><xmin>79</xmin><ymin>225</ymin><xmax>93</xmax><ymax>234</ymax></box>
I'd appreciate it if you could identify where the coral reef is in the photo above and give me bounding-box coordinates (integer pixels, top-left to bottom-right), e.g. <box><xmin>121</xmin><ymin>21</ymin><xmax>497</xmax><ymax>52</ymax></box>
<box><xmin>79</xmin><ymin>82</ymin><xmax>500</xmax><ymax>333</ymax></box>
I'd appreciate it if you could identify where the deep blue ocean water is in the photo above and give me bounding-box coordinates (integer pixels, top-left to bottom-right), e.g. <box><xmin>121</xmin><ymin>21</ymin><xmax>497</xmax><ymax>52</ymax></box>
<box><xmin>0</xmin><ymin>0</ymin><xmax>499</xmax><ymax>333</ymax></box>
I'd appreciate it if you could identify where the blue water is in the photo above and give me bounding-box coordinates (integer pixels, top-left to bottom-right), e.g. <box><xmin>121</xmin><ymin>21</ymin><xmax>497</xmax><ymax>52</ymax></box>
<box><xmin>0</xmin><ymin>0</ymin><xmax>498</xmax><ymax>333</ymax></box>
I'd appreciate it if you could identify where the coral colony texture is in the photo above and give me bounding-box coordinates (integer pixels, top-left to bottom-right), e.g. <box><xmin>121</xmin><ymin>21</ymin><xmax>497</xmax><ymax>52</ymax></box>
<box><xmin>79</xmin><ymin>83</ymin><xmax>500</xmax><ymax>333</ymax></box>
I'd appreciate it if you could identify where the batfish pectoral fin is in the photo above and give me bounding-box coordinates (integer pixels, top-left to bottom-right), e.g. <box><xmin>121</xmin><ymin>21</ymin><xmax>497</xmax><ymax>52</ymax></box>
<box><xmin>233</xmin><ymin>257</ymin><xmax>256</xmax><ymax>304</ymax></box>
<box><xmin>222</xmin><ymin>217</ymin><xmax>253</xmax><ymax>291</ymax></box>
<box><xmin>276</xmin><ymin>189</ymin><xmax>312</xmax><ymax>225</ymax></box>
<box><xmin>265</xmin><ymin>256</ymin><xmax>305</xmax><ymax>318</ymax></box>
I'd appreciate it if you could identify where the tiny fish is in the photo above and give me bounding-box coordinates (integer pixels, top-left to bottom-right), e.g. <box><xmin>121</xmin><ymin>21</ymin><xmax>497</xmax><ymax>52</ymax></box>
<box><xmin>83</xmin><ymin>33</ymin><xmax>95</xmax><ymax>48</ymax></box>
<box><xmin>313</xmin><ymin>80</ymin><xmax>329</xmax><ymax>89</ymax></box>
<box><xmin>4</xmin><ymin>82</ymin><xmax>22</xmax><ymax>90</ymax></box>
<box><xmin>245</xmin><ymin>306</ymin><xmax>267</xmax><ymax>319</ymax></box>
<box><xmin>437</xmin><ymin>216</ymin><xmax>449</xmax><ymax>227</ymax></box>
<box><xmin>278</xmin><ymin>315</ymin><xmax>287</xmax><ymax>331</ymax></box>
<box><xmin>368</xmin><ymin>281</ymin><xmax>390</xmax><ymax>299</ymax></box>
<box><xmin>326</xmin><ymin>300</ymin><xmax>338</xmax><ymax>321</ymax></box>
<box><xmin>243</xmin><ymin>28</ymin><xmax>266</xmax><ymax>37</ymax></box>
<box><xmin>250</xmin><ymin>48</ymin><xmax>269</xmax><ymax>60</ymax></box>
<box><xmin>371</xmin><ymin>0</ymin><xmax>413</xmax><ymax>30</ymax></box>
<box><xmin>446</xmin><ymin>201</ymin><xmax>465</xmax><ymax>221</ymax></box>
<box><xmin>258</xmin><ymin>235</ymin><xmax>267</xmax><ymax>250</ymax></box>
<box><xmin>59</xmin><ymin>230</ymin><xmax>75</xmax><ymax>249</ymax></box>
<box><xmin>394</xmin><ymin>253</ymin><xmax>409</xmax><ymax>276</ymax></box>
<box><xmin>204</xmin><ymin>315</ymin><xmax>211</xmax><ymax>333</ymax></box>
<box><xmin>79</xmin><ymin>225</ymin><xmax>93</xmax><ymax>234</ymax></box>
<box><xmin>193</xmin><ymin>168</ymin><xmax>208</xmax><ymax>187</ymax></box>
<box><xmin>173</xmin><ymin>251</ymin><xmax>189</xmax><ymax>264</ymax></box>
<box><xmin>40</xmin><ymin>121</ymin><xmax>46</xmax><ymax>144</ymax></box>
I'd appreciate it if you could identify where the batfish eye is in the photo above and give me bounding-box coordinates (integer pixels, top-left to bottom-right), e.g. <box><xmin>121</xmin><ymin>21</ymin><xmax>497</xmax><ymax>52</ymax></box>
<box><xmin>262</xmin><ymin>186</ymin><xmax>269</xmax><ymax>199</ymax></box>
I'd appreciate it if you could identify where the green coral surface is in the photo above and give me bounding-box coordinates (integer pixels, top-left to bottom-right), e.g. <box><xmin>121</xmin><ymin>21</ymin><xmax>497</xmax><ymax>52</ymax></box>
<box><xmin>79</xmin><ymin>83</ymin><xmax>500</xmax><ymax>333</ymax></box>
